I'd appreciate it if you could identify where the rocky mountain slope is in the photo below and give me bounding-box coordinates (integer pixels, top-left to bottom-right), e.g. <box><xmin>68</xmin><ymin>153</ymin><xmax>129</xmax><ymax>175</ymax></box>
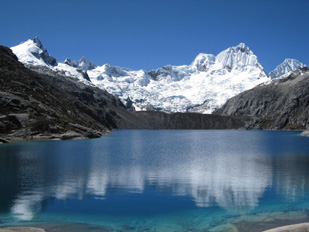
<box><xmin>214</xmin><ymin>68</ymin><xmax>309</xmax><ymax>130</ymax></box>
<box><xmin>0</xmin><ymin>46</ymin><xmax>147</xmax><ymax>143</ymax></box>
<box><xmin>11</xmin><ymin>38</ymin><xmax>271</xmax><ymax>113</ymax></box>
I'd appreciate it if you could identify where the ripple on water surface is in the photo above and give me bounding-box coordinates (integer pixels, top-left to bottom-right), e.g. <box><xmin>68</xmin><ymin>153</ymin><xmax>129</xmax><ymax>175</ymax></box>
<box><xmin>0</xmin><ymin>130</ymin><xmax>309</xmax><ymax>231</ymax></box>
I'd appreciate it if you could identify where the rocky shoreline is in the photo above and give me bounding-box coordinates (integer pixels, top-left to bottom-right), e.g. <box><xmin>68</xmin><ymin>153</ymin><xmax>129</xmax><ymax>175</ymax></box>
<box><xmin>0</xmin><ymin>130</ymin><xmax>107</xmax><ymax>144</ymax></box>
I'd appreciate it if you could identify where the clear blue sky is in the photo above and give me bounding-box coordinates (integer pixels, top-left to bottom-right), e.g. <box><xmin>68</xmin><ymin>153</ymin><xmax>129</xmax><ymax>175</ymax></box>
<box><xmin>1</xmin><ymin>0</ymin><xmax>308</xmax><ymax>73</ymax></box>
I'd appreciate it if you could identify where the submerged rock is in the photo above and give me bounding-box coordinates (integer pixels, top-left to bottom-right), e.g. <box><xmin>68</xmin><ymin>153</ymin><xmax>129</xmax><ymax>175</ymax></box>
<box><xmin>0</xmin><ymin>228</ymin><xmax>45</xmax><ymax>232</ymax></box>
<box><xmin>300</xmin><ymin>130</ymin><xmax>309</xmax><ymax>137</ymax></box>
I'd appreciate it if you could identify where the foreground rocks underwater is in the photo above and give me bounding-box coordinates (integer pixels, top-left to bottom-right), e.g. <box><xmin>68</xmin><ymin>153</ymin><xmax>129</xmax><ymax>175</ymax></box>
<box><xmin>2</xmin><ymin>214</ymin><xmax>309</xmax><ymax>232</ymax></box>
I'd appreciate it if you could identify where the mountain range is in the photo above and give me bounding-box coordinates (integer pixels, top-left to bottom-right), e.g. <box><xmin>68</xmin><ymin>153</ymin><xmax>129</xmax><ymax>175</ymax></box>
<box><xmin>11</xmin><ymin>37</ymin><xmax>306</xmax><ymax>114</ymax></box>
<box><xmin>0</xmin><ymin>38</ymin><xmax>308</xmax><ymax>143</ymax></box>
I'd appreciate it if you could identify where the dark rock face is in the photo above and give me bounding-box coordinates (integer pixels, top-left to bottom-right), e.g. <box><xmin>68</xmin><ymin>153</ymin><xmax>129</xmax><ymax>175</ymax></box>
<box><xmin>130</xmin><ymin>111</ymin><xmax>247</xmax><ymax>130</ymax></box>
<box><xmin>214</xmin><ymin>68</ymin><xmax>309</xmax><ymax>130</ymax></box>
<box><xmin>33</xmin><ymin>37</ymin><xmax>57</xmax><ymax>66</ymax></box>
<box><xmin>64</xmin><ymin>56</ymin><xmax>97</xmax><ymax>71</ymax></box>
<box><xmin>147</xmin><ymin>65</ymin><xmax>185</xmax><ymax>81</ymax></box>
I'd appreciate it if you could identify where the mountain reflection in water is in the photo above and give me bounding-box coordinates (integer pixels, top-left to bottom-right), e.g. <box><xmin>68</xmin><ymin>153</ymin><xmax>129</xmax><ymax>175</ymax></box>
<box><xmin>1</xmin><ymin>130</ymin><xmax>309</xmax><ymax>224</ymax></box>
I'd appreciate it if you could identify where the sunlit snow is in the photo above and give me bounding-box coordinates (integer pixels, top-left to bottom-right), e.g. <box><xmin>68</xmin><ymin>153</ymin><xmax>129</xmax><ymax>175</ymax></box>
<box><xmin>11</xmin><ymin>39</ymin><xmax>274</xmax><ymax>113</ymax></box>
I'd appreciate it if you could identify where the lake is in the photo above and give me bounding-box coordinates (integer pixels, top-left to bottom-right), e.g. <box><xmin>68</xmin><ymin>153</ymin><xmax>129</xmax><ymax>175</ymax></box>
<box><xmin>0</xmin><ymin>130</ymin><xmax>309</xmax><ymax>231</ymax></box>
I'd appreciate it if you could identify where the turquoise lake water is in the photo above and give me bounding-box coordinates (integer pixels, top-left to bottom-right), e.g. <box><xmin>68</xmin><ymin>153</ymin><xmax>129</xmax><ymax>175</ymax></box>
<box><xmin>0</xmin><ymin>130</ymin><xmax>309</xmax><ymax>231</ymax></box>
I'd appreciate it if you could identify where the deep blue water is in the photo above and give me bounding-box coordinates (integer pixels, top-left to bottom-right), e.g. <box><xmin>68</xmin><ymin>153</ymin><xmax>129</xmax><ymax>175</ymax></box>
<box><xmin>0</xmin><ymin>130</ymin><xmax>309</xmax><ymax>231</ymax></box>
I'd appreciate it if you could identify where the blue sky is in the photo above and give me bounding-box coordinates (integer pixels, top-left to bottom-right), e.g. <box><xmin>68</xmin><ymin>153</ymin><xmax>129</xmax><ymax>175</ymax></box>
<box><xmin>1</xmin><ymin>0</ymin><xmax>308</xmax><ymax>73</ymax></box>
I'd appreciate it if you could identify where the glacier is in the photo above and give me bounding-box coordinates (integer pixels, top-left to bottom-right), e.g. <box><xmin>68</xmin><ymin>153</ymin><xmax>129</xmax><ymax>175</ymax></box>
<box><xmin>12</xmin><ymin>38</ymin><xmax>302</xmax><ymax>114</ymax></box>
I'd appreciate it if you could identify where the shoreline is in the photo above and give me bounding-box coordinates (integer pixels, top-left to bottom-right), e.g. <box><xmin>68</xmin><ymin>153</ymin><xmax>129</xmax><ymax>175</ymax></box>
<box><xmin>0</xmin><ymin>129</ymin><xmax>112</xmax><ymax>145</ymax></box>
<box><xmin>0</xmin><ymin>133</ymin><xmax>93</xmax><ymax>144</ymax></box>
<box><xmin>1</xmin><ymin>129</ymin><xmax>308</xmax><ymax>145</ymax></box>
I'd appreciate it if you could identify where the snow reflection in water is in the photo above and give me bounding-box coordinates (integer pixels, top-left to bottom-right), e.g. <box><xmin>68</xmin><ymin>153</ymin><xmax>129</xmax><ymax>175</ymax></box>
<box><xmin>1</xmin><ymin>130</ymin><xmax>309</xmax><ymax>230</ymax></box>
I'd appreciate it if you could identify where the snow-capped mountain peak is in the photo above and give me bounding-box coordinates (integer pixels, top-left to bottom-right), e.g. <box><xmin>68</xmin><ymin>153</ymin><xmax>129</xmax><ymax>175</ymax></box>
<box><xmin>235</xmin><ymin>42</ymin><xmax>251</xmax><ymax>53</ymax></box>
<box><xmin>64</xmin><ymin>56</ymin><xmax>97</xmax><ymax>71</ymax></box>
<box><xmin>269</xmin><ymin>58</ymin><xmax>306</xmax><ymax>79</ymax></box>
<box><xmin>191</xmin><ymin>43</ymin><xmax>255</xmax><ymax>72</ymax></box>
<box><xmin>216</xmin><ymin>43</ymin><xmax>262</xmax><ymax>71</ymax></box>
<box><xmin>11</xmin><ymin>37</ymin><xmax>57</xmax><ymax>66</ymax></box>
